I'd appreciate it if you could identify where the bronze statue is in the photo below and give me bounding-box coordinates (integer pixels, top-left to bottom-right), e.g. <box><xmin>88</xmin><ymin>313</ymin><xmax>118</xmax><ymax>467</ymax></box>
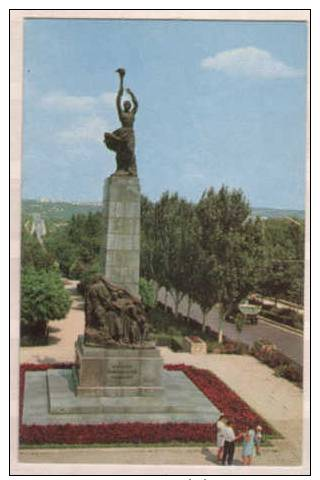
<box><xmin>84</xmin><ymin>275</ymin><xmax>151</xmax><ymax>347</ymax></box>
<box><xmin>104</xmin><ymin>68</ymin><xmax>138</xmax><ymax>176</ymax></box>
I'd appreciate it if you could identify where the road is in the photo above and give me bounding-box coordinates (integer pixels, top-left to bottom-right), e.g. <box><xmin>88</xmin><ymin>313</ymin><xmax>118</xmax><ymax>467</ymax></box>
<box><xmin>158</xmin><ymin>289</ymin><xmax>303</xmax><ymax>366</ymax></box>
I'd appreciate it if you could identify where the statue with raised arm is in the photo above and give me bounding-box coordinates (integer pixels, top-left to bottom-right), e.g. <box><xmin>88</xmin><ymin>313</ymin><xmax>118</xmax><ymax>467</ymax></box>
<box><xmin>104</xmin><ymin>68</ymin><xmax>138</xmax><ymax>176</ymax></box>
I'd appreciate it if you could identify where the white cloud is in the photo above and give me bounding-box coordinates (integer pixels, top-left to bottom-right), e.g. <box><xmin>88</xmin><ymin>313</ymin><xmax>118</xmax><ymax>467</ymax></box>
<box><xmin>41</xmin><ymin>92</ymin><xmax>96</xmax><ymax>111</ymax></box>
<box><xmin>57</xmin><ymin>116</ymin><xmax>107</xmax><ymax>144</ymax></box>
<box><xmin>100</xmin><ymin>92</ymin><xmax>116</xmax><ymax>106</ymax></box>
<box><xmin>41</xmin><ymin>91</ymin><xmax>116</xmax><ymax>111</ymax></box>
<box><xmin>201</xmin><ymin>47</ymin><xmax>303</xmax><ymax>79</ymax></box>
<box><xmin>40</xmin><ymin>90</ymin><xmax>117</xmax><ymax>146</ymax></box>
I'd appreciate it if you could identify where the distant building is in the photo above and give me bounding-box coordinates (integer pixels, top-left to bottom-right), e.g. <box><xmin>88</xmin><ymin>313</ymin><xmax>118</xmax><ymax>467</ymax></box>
<box><xmin>31</xmin><ymin>214</ymin><xmax>47</xmax><ymax>244</ymax></box>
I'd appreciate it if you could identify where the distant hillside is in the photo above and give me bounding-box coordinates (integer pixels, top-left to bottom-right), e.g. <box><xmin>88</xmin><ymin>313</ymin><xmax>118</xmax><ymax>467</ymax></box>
<box><xmin>251</xmin><ymin>207</ymin><xmax>305</xmax><ymax>220</ymax></box>
<box><xmin>22</xmin><ymin>199</ymin><xmax>102</xmax><ymax>221</ymax></box>
<box><xmin>22</xmin><ymin>199</ymin><xmax>305</xmax><ymax>222</ymax></box>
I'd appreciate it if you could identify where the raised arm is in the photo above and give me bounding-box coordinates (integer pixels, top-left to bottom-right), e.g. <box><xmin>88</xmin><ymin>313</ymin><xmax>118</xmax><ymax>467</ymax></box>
<box><xmin>126</xmin><ymin>88</ymin><xmax>138</xmax><ymax>114</ymax></box>
<box><xmin>116</xmin><ymin>76</ymin><xmax>124</xmax><ymax>118</ymax></box>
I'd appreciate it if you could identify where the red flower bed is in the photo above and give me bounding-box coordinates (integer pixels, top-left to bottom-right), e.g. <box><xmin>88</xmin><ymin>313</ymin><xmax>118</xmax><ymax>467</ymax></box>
<box><xmin>164</xmin><ymin>364</ymin><xmax>276</xmax><ymax>435</ymax></box>
<box><xmin>19</xmin><ymin>363</ymin><xmax>277</xmax><ymax>445</ymax></box>
<box><xmin>20</xmin><ymin>422</ymin><xmax>214</xmax><ymax>445</ymax></box>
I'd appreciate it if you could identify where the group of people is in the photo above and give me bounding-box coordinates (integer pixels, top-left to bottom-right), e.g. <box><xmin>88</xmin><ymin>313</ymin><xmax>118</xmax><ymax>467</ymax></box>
<box><xmin>216</xmin><ymin>415</ymin><xmax>263</xmax><ymax>466</ymax></box>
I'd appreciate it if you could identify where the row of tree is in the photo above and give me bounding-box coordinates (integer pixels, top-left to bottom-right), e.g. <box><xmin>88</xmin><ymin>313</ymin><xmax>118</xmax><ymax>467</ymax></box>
<box><xmin>141</xmin><ymin>187</ymin><xmax>304</xmax><ymax>337</ymax></box>
<box><xmin>21</xmin><ymin>187</ymin><xmax>304</xmax><ymax>341</ymax></box>
<box><xmin>141</xmin><ymin>187</ymin><xmax>267</xmax><ymax>338</ymax></box>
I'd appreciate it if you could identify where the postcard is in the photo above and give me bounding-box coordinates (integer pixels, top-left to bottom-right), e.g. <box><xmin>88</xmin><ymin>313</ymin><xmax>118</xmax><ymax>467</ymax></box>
<box><xmin>10</xmin><ymin>9</ymin><xmax>310</xmax><ymax>476</ymax></box>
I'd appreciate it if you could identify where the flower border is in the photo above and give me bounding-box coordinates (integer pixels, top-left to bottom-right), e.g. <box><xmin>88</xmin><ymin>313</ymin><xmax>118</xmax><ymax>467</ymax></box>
<box><xmin>20</xmin><ymin>363</ymin><xmax>277</xmax><ymax>445</ymax></box>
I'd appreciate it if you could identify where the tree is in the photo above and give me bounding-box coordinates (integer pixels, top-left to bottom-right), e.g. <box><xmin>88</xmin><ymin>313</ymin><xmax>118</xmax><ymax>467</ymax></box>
<box><xmin>44</xmin><ymin>212</ymin><xmax>103</xmax><ymax>278</ymax></box>
<box><xmin>189</xmin><ymin>248</ymin><xmax>220</xmax><ymax>332</ymax></box>
<box><xmin>152</xmin><ymin>193</ymin><xmax>199</xmax><ymax>316</ymax></box>
<box><xmin>151</xmin><ymin>192</ymin><xmax>174</xmax><ymax>300</ymax></box>
<box><xmin>21</xmin><ymin>225</ymin><xmax>55</xmax><ymax>270</ymax></box>
<box><xmin>140</xmin><ymin>195</ymin><xmax>156</xmax><ymax>282</ymax></box>
<box><xmin>21</xmin><ymin>267</ymin><xmax>71</xmax><ymax>340</ymax></box>
<box><xmin>195</xmin><ymin>186</ymin><xmax>264</xmax><ymax>340</ymax></box>
<box><xmin>257</xmin><ymin>218</ymin><xmax>305</xmax><ymax>305</ymax></box>
<box><xmin>45</xmin><ymin>227</ymin><xmax>79</xmax><ymax>277</ymax></box>
<box><xmin>139</xmin><ymin>277</ymin><xmax>156</xmax><ymax>308</ymax></box>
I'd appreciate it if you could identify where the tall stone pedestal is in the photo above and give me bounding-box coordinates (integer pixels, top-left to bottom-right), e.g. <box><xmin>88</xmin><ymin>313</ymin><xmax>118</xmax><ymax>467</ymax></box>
<box><xmin>74</xmin><ymin>336</ymin><xmax>164</xmax><ymax>398</ymax></box>
<box><xmin>101</xmin><ymin>175</ymin><xmax>140</xmax><ymax>297</ymax></box>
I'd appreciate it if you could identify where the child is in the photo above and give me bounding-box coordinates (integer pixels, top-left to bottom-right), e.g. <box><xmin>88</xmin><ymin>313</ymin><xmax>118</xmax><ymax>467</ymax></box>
<box><xmin>255</xmin><ymin>425</ymin><xmax>263</xmax><ymax>455</ymax></box>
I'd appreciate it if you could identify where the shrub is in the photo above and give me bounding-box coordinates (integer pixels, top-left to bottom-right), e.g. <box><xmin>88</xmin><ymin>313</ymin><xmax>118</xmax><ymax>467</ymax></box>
<box><xmin>213</xmin><ymin>340</ymin><xmax>249</xmax><ymax>355</ymax></box>
<box><xmin>252</xmin><ymin>338</ymin><xmax>277</xmax><ymax>353</ymax></box>
<box><xmin>259</xmin><ymin>305</ymin><xmax>303</xmax><ymax>330</ymax></box>
<box><xmin>77</xmin><ymin>263</ymin><xmax>101</xmax><ymax>295</ymax></box>
<box><xmin>69</xmin><ymin>258</ymin><xmax>87</xmax><ymax>279</ymax></box>
<box><xmin>139</xmin><ymin>278</ymin><xmax>156</xmax><ymax>308</ymax></box>
<box><xmin>150</xmin><ymin>304</ymin><xmax>218</xmax><ymax>342</ymax></box>
<box><xmin>170</xmin><ymin>337</ymin><xmax>184</xmax><ymax>352</ymax></box>
<box><xmin>153</xmin><ymin>334</ymin><xmax>171</xmax><ymax>347</ymax></box>
<box><xmin>21</xmin><ymin>268</ymin><xmax>71</xmax><ymax>341</ymax></box>
<box><xmin>153</xmin><ymin>334</ymin><xmax>183</xmax><ymax>352</ymax></box>
<box><xmin>274</xmin><ymin>364</ymin><xmax>303</xmax><ymax>384</ymax></box>
<box><xmin>251</xmin><ymin>338</ymin><xmax>302</xmax><ymax>387</ymax></box>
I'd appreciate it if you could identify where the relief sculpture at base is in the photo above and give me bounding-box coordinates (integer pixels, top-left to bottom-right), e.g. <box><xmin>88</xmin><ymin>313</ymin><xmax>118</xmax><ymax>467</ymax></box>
<box><xmin>83</xmin><ymin>275</ymin><xmax>152</xmax><ymax>348</ymax></box>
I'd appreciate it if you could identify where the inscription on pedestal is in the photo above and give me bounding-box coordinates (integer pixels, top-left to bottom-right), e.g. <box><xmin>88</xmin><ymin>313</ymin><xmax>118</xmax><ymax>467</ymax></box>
<box><xmin>107</xmin><ymin>363</ymin><xmax>139</xmax><ymax>381</ymax></box>
<box><xmin>75</xmin><ymin>336</ymin><xmax>164</xmax><ymax>397</ymax></box>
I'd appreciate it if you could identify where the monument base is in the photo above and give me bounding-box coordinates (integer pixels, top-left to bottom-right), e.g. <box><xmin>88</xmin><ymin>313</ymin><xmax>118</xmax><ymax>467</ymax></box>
<box><xmin>23</xmin><ymin>367</ymin><xmax>221</xmax><ymax>423</ymax></box>
<box><xmin>75</xmin><ymin>336</ymin><xmax>164</xmax><ymax>398</ymax></box>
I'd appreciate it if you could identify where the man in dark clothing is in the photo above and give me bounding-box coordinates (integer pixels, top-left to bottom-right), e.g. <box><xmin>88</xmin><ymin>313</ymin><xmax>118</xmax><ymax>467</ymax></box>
<box><xmin>222</xmin><ymin>420</ymin><xmax>236</xmax><ymax>465</ymax></box>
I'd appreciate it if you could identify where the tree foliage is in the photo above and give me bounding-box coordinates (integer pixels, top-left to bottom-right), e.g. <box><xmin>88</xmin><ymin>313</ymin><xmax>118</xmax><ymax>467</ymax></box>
<box><xmin>140</xmin><ymin>186</ymin><xmax>266</xmax><ymax>335</ymax></box>
<box><xmin>195</xmin><ymin>186</ymin><xmax>264</xmax><ymax>334</ymax></box>
<box><xmin>139</xmin><ymin>277</ymin><xmax>156</xmax><ymax>308</ymax></box>
<box><xmin>257</xmin><ymin>218</ymin><xmax>304</xmax><ymax>304</ymax></box>
<box><xmin>44</xmin><ymin>212</ymin><xmax>102</xmax><ymax>278</ymax></box>
<box><xmin>22</xmin><ymin>188</ymin><xmax>304</xmax><ymax>346</ymax></box>
<box><xmin>21</xmin><ymin>268</ymin><xmax>71</xmax><ymax>339</ymax></box>
<box><xmin>21</xmin><ymin>225</ymin><xmax>56</xmax><ymax>270</ymax></box>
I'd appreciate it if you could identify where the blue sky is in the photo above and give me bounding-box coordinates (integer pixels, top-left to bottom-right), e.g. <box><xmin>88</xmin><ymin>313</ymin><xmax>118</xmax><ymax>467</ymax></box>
<box><xmin>22</xmin><ymin>19</ymin><xmax>307</xmax><ymax>209</ymax></box>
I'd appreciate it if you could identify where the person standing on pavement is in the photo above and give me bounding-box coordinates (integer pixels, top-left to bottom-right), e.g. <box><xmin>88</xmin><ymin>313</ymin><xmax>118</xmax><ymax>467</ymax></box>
<box><xmin>222</xmin><ymin>420</ymin><xmax>237</xmax><ymax>465</ymax></box>
<box><xmin>255</xmin><ymin>425</ymin><xmax>263</xmax><ymax>456</ymax></box>
<box><xmin>216</xmin><ymin>414</ymin><xmax>226</xmax><ymax>462</ymax></box>
<box><xmin>240</xmin><ymin>425</ymin><xmax>256</xmax><ymax>465</ymax></box>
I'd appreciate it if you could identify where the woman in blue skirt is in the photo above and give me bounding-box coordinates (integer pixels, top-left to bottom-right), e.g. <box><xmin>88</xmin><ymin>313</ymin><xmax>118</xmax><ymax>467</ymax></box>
<box><xmin>241</xmin><ymin>425</ymin><xmax>256</xmax><ymax>465</ymax></box>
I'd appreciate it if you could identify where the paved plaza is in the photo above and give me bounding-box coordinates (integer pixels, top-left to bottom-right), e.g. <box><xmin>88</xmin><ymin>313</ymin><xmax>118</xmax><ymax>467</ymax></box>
<box><xmin>18</xmin><ymin>282</ymin><xmax>306</xmax><ymax>469</ymax></box>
